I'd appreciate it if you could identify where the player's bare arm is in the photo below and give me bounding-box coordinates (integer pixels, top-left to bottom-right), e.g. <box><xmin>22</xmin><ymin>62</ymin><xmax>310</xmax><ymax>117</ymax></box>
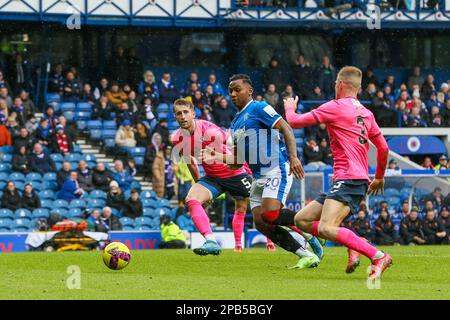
<box><xmin>284</xmin><ymin>96</ymin><xmax>321</xmax><ymax>128</ymax></box>
<box><xmin>273</xmin><ymin>118</ymin><xmax>304</xmax><ymax>179</ymax></box>
<box><xmin>367</xmin><ymin>133</ymin><xmax>389</xmax><ymax>197</ymax></box>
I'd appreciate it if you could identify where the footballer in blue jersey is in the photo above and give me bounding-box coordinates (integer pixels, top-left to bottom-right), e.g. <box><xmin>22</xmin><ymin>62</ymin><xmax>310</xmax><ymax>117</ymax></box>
<box><xmin>202</xmin><ymin>74</ymin><xmax>322</xmax><ymax>269</ymax></box>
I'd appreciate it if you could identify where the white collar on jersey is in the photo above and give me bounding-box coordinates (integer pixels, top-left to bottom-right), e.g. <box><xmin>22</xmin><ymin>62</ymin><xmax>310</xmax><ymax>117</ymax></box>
<box><xmin>237</xmin><ymin>99</ymin><xmax>253</xmax><ymax>114</ymax></box>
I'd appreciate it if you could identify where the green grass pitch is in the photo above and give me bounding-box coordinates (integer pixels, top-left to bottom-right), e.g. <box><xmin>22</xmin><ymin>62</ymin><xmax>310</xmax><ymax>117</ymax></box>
<box><xmin>1</xmin><ymin>246</ymin><xmax>450</xmax><ymax>300</ymax></box>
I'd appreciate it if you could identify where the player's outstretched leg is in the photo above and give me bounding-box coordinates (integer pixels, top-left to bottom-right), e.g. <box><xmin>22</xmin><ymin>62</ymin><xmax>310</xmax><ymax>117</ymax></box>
<box><xmin>232</xmin><ymin>198</ymin><xmax>248</xmax><ymax>252</ymax></box>
<box><xmin>309</xmin><ymin>199</ymin><xmax>392</xmax><ymax>280</ymax></box>
<box><xmin>185</xmin><ymin>184</ymin><xmax>221</xmax><ymax>256</ymax></box>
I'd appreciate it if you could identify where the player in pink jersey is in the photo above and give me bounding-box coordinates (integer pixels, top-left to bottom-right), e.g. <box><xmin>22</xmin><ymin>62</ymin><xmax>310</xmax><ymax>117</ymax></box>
<box><xmin>171</xmin><ymin>98</ymin><xmax>275</xmax><ymax>254</ymax></box>
<box><xmin>284</xmin><ymin>66</ymin><xmax>392</xmax><ymax>281</ymax></box>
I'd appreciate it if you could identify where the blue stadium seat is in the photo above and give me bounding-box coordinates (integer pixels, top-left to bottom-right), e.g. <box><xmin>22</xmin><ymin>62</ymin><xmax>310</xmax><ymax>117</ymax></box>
<box><xmin>140</xmin><ymin>190</ymin><xmax>156</xmax><ymax>199</ymax></box>
<box><xmin>73</xmin><ymin>144</ymin><xmax>82</xmax><ymax>154</ymax></box>
<box><xmin>135</xmin><ymin>225</ymin><xmax>152</xmax><ymax>231</ymax></box>
<box><xmin>157</xmin><ymin>103</ymin><xmax>169</xmax><ymax>113</ymax></box>
<box><xmin>53</xmin><ymin>199</ymin><xmax>69</xmax><ymax>209</ymax></box>
<box><xmin>0</xmin><ymin>146</ymin><xmax>14</xmax><ymax>154</ymax></box>
<box><xmin>40</xmin><ymin>199</ymin><xmax>53</xmax><ymax>210</ymax></box>
<box><xmin>43</xmin><ymin>172</ymin><xmax>57</xmax><ymax>182</ymax></box>
<box><xmin>25</xmin><ymin>172</ymin><xmax>42</xmax><ymax>182</ymax></box>
<box><xmin>87</xmin><ymin>120</ymin><xmax>103</xmax><ymax>130</ymax></box>
<box><xmin>0</xmin><ymin>209</ymin><xmax>14</xmax><ymax>220</ymax></box>
<box><xmin>42</xmin><ymin>180</ymin><xmax>58</xmax><ymax>191</ymax></box>
<box><xmin>122</xmin><ymin>225</ymin><xmax>134</xmax><ymax>231</ymax></box>
<box><xmin>87</xmin><ymin>199</ymin><xmax>105</xmax><ymax>208</ymax></box>
<box><xmin>86</xmin><ymin>162</ymin><xmax>96</xmax><ymax>170</ymax></box>
<box><xmin>101</xmin><ymin>130</ymin><xmax>116</xmax><ymax>139</ymax></box>
<box><xmin>32</xmin><ymin>208</ymin><xmax>50</xmax><ymax>219</ymax></box>
<box><xmin>158</xmin><ymin>199</ymin><xmax>171</xmax><ymax>208</ymax></box>
<box><xmin>130</xmin><ymin>181</ymin><xmax>141</xmax><ymax>191</ymax></box>
<box><xmin>39</xmin><ymin>190</ymin><xmax>56</xmax><ymax>200</ymax></box>
<box><xmin>386</xmin><ymin>196</ymin><xmax>401</xmax><ymax>208</ymax></box>
<box><xmin>75</xmin><ymin>111</ymin><xmax>92</xmax><ymax>121</ymax></box>
<box><xmin>46</xmin><ymin>93</ymin><xmax>61</xmax><ymax>103</ymax></box>
<box><xmin>295</xmin><ymin>137</ymin><xmax>304</xmax><ymax>145</ymax></box>
<box><xmin>60</xmin><ymin>102</ymin><xmax>76</xmax><ymax>112</ymax></box>
<box><xmin>143</xmin><ymin>208</ymin><xmax>158</xmax><ymax>218</ymax></box>
<box><xmin>102</xmin><ymin>138</ymin><xmax>116</xmax><ymax>149</ymax></box>
<box><xmin>135</xmin><ymin>217</ymin><xmax>153</xmax><ymax>228</ymax></box>
<box><xmin>168</xmin><ymin>121</ymin><xmax>179</xmax><ymax>131</ymax></box>
<box><xmin>50</xmin><ymin>208</ymin><xmax>68</xmax><ymax>217</ymax></box>
<box><xmin>0</xmin><ymin>172</ymin><xmax>8</xmax><ymax>181</ymax></box>
<box><xmin>28</xmin><ymin>181</ymin><xmax>42</xmax><ymax>192</ymax></box>
<box><xmin>63</xmin><ymin>111</ymin><xmax>75</xmax><ymax>121</ymax></box>
<box><xmin>14</xmin><ymin>182</ymin><xmax>24</xmax><ymax>190</ymax></box>
<box><xmin>67</xmin><ymin>209</ymin><xmax>83</xmax><ymax>218</ymax></box>
<box><xmin>128</xmin><ymin>147</ymin><xmax>146</xmax><ymax>158</ymax></box>
<box><xmin>103</xmin><ymin>121</ymin><xmax>117</xmax><ymax>130</ymax></box>
<box><xmin>303</xmin><ymin>163</ymin><xmax>319</xmax><ymax>172</ymax></box>
<box><xmin>0</xmin><ymin>163</ymin><xmax>11</xmax><ymax>172</ymax></box>
<box><xmin>142</xmin><ymin>199</ymin><xmax>157</xmax><ymax>209</ymax></box>
<box><xmin>2</xmin><ymin>154</ymin><xmax>12</xmax><ymax>163</ymax></box>
<box><xmin>50</xmin><ymin>153</ymin><xmax>63</xmax><ymax>163</ymax></box>
<box><xmin>90</xmin><ymin>129</ymin><xmax>102</xmax><ymax>141</ymax></box>
<box><xmin>319</xmin><ymin>165</ymin><xmax>333</xmax><ymax>172</ymax></box>
<box><xmin>65</xmin><ymin>154</ymin><xmax>81</xmax><ymax>162</ymax></box>
<box><xmin>89</xmin><ymin>189</ymin><xmax>106</xmax><ymax>200</ymax></box>
<box><xmin>119</xmin><ymin>217</ymin><xmax>134</xmax><ymax>228</ymax></box>
<box><xmin>384</xmin><ymin>188</ymin><xmax>400</xmax><ymax>197</ymax></box>
<box><xmin>167</xmin><ymin>208</ymin><xmax>177</xmax><ymax>221</ymax></box>
<box><xmin>12</xmin><ymin>219</ymin><xmax>31</xmax><ymax>231</ymax></box>
<box><xmin>0</xmin><ymin>219</ymin><xmax>12</xmax><ymax>230</ymax></box>
<box><xmin>82</xmin><ymin>154</ymin><xmax>97</xmax><ymax>163</ymax></box>
<box><xmin>111</xmin><ymin>208</ymin><xmax>121</xmax><ymax>217</ymax></box>
<box><xmin>134</xmin><ymin>157</ymin><xmax>144</xmax><ymax>166</ymax></box>
<box><xmin>9</xmin><ymin>172</ymin><xmax>25</xmax><ymax>182</ymax></box>
<box><xmin>155</xmin><ymin>207</ymin><xmax>171</xmax><ymax>216</ymax></box>
<box><xmin>176</xmin><ymin>215</ymin><xmax>195</xmax><ymax>232</ymax></box>
<box><xmin>69</xmin><ymin>199</ymin><xmax>86</xmax><ymax>209</ymax></box>
<box><xmin>293</xmin><ymin>128</ymin><xmax>304</xmax><ymax>137</ymax></box>
<box><xmin>76</xmin><ymin>120</ymin><xmax>88</xmax><ymax>131</ymax></box>
<box><xmin>76</xmin><ymin>102</ymin><xmax>92</xmax><ymax>112</ymax></box>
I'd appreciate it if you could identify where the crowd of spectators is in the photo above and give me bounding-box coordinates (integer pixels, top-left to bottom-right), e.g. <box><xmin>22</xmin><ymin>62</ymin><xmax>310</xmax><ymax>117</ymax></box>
<box><xmin>347</xmin><ymin>189</ymin><xmax>450</xmax><ymax>245</ymax></box>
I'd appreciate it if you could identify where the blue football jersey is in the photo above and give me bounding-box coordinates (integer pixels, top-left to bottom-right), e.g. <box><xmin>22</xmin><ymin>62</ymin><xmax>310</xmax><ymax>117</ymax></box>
<box><xmin>230</xmin><ymin>100</ymin><xmax>288</xmax><ymax>178</ymax></box>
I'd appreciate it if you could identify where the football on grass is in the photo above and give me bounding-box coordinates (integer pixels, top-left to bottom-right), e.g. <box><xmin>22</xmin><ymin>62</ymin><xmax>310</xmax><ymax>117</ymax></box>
<box><xmin>102</xmin><ymin>242</ymin><xmax>131</xmax><ymax>270</ymax></box>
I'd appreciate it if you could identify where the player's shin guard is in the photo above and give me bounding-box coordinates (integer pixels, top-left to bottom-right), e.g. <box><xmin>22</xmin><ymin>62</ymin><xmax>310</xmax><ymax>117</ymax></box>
<box><xmin>232</xmin><ymin>210</ymin><xmax>246</xmax><ymax>246</ymax></box>
<box><xmin>186</xmin><ymin>199</ymin><xmax>214</xmax><ymax>239</ymax></box>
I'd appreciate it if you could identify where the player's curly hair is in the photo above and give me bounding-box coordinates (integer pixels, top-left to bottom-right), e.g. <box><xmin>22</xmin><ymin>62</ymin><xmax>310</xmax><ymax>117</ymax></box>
<box><xmin>229</xmin><ymin>74</ymin><xmax>253</xmax><ymax>87</ymax></box>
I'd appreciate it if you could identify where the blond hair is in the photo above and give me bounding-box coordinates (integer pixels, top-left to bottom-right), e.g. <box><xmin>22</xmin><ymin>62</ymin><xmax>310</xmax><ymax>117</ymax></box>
<box><xmin>173</xmin><ymin>98</ymin><xmax>194</xmax><ymax>113</ymax></box>
<box><xmin>337</xmin><ymin>66</ymin><xmax>362</xmax><ymax>90</ymax></box>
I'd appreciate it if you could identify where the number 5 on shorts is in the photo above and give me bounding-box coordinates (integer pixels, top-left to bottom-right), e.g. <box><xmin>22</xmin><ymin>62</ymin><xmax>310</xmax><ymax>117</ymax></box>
<box><xmin>329</xmin><ymin>181</ymin><xmax>343</xmax><ymax>194</ymax></box>
<box><xmin>241</xmin><ymin>177</ymin><xmax>252</xmax><ymax>191</ymax></box>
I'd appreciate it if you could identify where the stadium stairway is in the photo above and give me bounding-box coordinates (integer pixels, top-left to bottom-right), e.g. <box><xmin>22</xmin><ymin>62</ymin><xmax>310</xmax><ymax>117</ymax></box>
<box><xmin>76</xmin><ymin>138</ymin><xmax>154</xmax><ymax>191</ymax></box>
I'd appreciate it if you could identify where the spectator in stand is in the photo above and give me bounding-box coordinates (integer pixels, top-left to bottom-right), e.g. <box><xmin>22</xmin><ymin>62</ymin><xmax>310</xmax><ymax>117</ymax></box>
<box><xmin>204</xmin><ymin>84</ymin><xmax>217</xmax><ymax>108</ymax></box>
<box><xmin>422</xmin><ymin>210</ymin><xmax>447</xmax><ymax>244</ymax></box>
<box><xmin>317</xmin><ymin>55</ymin><xmax>336</xmax><ymax>99</ymax></box>
<box><xmin>92</xmin><ymin>95</ymin><xmax>113</xmax><ymax>121</ymax></box>
<box><xmin>158</xmin><ymin>72</ymin><xmax>181</xmax><ymax>105</ymax></box>
<box><xmin>112</xmin><ymin>159</ymin><xmax>134</xmax><ymax>191</ymax></box>
<box><xmin>12</xmin><ymin>145</ymin><xmax>30</xmax><ymax>174</ymax></box>
<box><xmin>135</xmin><ymin>122</ymin><xmax>151</xmax><ymax>148</ymax></box>
<box><xmin>101</xmin><ymin>206</ymin><xmax>122</xmax><ymax>231</ymax></box>
<box><xmin>375</xmin><ymin>209</ymin><xmax>400</xmax><ymax>245</ymax></box>
<box><xmin>29</xmin><ymin>143</ymin><xmax>56</xmax><ymax>175</ymax></box>
<box><xmin>25</xmin><ymin>114</ymin><xmax>38</xmax><ymax>135</ymax></box>
<box><xmin>388</xmin><ymin>159</ymin><xmax>399</xmax><ymax>170</ymax></box>
<box><xmin>263</xmin><ymin>57</ymin><xmax>284</xmax><ymax>92</ymax></box>
<box><xmin>0</xmin><ymin>70</ymin><xmax>12</xmax><ymax>93</ymax></box>
<box><xmin>395</xmin><ymin>90</ymin><xmax>410</xmax><ymax>110</ymax></box>
<box><xmin>106</xmin><ymin>82</ymin><xmax>128</xmax><ymax>108</ymax></box>
<box><xmin>434</xmin><ymin>154</ymin><xmax>449</xmax><ymax>170</ymax></box>
<box><xmin>190</xmin><ymin>90</ymin><xmax>209</xmax><ymax>115</ymax></box>
<box><xmin>423</xmin><ymin>187</ymin><xmax>444</xmax><ymax>210</ymax></box>
<box><xmin>0</xmin><ymin>87</ymin><xmax>12</xmax><ymax>109</ymax></box>
<box><xmin>158</xmin><ymin>214</ymin><xmax>187</xmax><ymax>249</ymax></box>
<box><xmin>0</xmin><ymin>99</ymin><xmax>8</xmax><ymax>125</ymax></box>
<box><xmin>144</xmin><ymin>132</ymin><xmax>163</xmax><ymax>181</ymax></box>
<box><xmin>282</xmin><ymin>84</ymin><xmax>295</xmax><ymax>99</ymax></box>
<box><xmin>359</xmin><ymin>82</ymin><xmax>377</xmax><ymax>101</ymax></box>
<box><xmin>306</xmin><ymin>85</ymin><xmax>326</xmax><ymax>100</ymax></box>
<box><xmin>319</xmin><ymin>138</ymin><xmax>333</xmax><ymax>166</ymax></box>
<box><xmin>440</xmin><ymin>82</ymin><xmax>450</xmax><ymax>101</ymax></box>
<box><xmin>383</xmin><ymin>85</ymin><xmax>396</xmax><ymax>107</ymax></box>
<box><xmin>57</xmin><ymin>161</ymin><xmax>72</xmax><ymax>188</ymax></box>
<box><xmin>8</xmin><ymin>53</ymin><xmax>30</xmax><ymax>94</ymax></box>
<box><xmin>421</xmin><ymin>200</ymin><xmax>437</xmax><ymax>220</ymax></box>
<box><xmin>311</xmin><ymin>123</ymin><xmax>329</xmax><ymax>144</ymax></box>
<box><xmin>438</xmin><ymin>207</ymin><xmax>450</xmax><ymax>244</ymax></box>
<box><xmin>255</xmin><ymin>94</ymin><xmax>264</xmax><ymax>102</ymax></box>
<box><xmin>393</xmin><ymin>83</ymin><xmax>408</xmax><ymax>101</ymax></box>
<box><xmin>81</xmin><ymin>83</ymin><xmax>96</xmax><ymax>105</ymax></box>
<box><xmin>383</xmin><ymin>74</ymin><xmax>396</xmax><ymax>89</ymax></box>
<box><xmin>154</xmin><ymin>119</ymin><xmax>170</xmax><ymax>147</ymax></box>
<box><xmin>48</xmin><ymin>63</ymin><xmax>64</xmax><ymax>94</ymax></box>
<box><xmin>123</xmin><ymin>188</ymin><xmax>143</xmax><ymax>219</ymax></box>
<box><xmin>443</xmin><ymin>100</ymin><xmax>450</xmax><ymax>124</ymax></box>
<box><xmin>291</xmin><ymin>53</ymin><xmax>312</xmax><ymax>99</ymax></box>
<box><xmin>11</xmin><ymin>96</ymin><xmax>29</xmax><ymax>126</ymax></box>
<box><xmin>139</xmin><ymin>97</ymin><xmax>157</xmax><ymax>129</ymax></box>
<box><xmin>362</xmin><ymin>67</ymin><xmax>379</xmax><ymax>90</ymax></box>
<box><xmin>86</xmin><ymin>209</ymin><xmax>108</xmax><ymax>232</ymax></box>
<box><xmin>421</xmin><ymin>75</ymin><xmax>436</xmax><ymax>101</ymax></box>
<box><xmin>19</xmin><ymin>90</ymin><xmax>36</xmax><ymax>114</ymax></box>
<box><xmin>263</xmin><ymin>84</ymin><xmax>279</xmax><ymax>107</ymax></box>
<box><xmin>303</xmin><ymin>137</ymin><xmax>325</xmax><ymax>166</ymax></box>
<box><xmin>185</xmin><ymin>82</ymin><xmax>200</xmax><ymax>99</ymax></box>
<box><xmin>175</xmin><ymin>158</ymin><xmax>194</xmax><ymax>207</ymax></box>
<box><xmin>50</xmin><ymin>124</ymin><xmax>73</xmax><ymax>156</ymax></box>
<box><xmin>1</xmin><ymin>181</ymin><xmax>22</xmax><ymax>211</ymax></box>
<box><xmin>108</xmin><ymin>46</ymin><xmax>128</xmax><ymax>84</ymax></box>
<box><xmin>57</xmin><ymin>171</ymin><xmax>85</xmax><ymax>201</ymax></box>
<box><xmin>116</xmin><ymin>102</ymin><xmax>138</xmax><ymax>125</ymax></box>
<box><xmin>184</xmin><ymin>72</ymin><xmax>201</xmax><ymax>95</ymax></box>
<box><xmin>152</xmin><ymin>142</ymin><xmax>165</xmax><ymax>198</ymax></box>
<box><xmin>421</xmin><ymin>156</ymin><xmax>434</xmax><ymax>169</ymax></box>
<box><xmin>407</xmin><ymin>66</ymin><xmax>424</xmax><ymax>92</ymax></box>
<box><xmin>13</xmin><ymin>127</ymin><xmax>32</xmax><ymax>152</ymax></box>
<box><xmin>126</xmin><ymin>90</ymin><xmax>140</xmax><ymax>114</ymax></box>
<box><xmin>430</xmin><ymin>112</ymin><xmax>443</xmax><ymax>127</ymax></box>
<box><xmin>62</xmin><ymin>71</ymin><xmax>81</xmax><ymax>101</ymax></box>
<box><xmin>106</xmin><ymin>180</ymin><xmax>126</xmax><ymax>212</ymax></box>
<box><xmin>200</xmin><ymin>105</ymin><xmax>214</xmax><ymax>122</ymax></box>
<box><xmin>371</xmin><ymin>90</ymin><xmax>396</xmax><ymax>127</ymax></box>
<box><xmin>203</xmin><ymin>73</ymin><xmax>225</xmax><ymax>97</ymax></box>
<box><xmin>57</xmin><ymin>115</ymin><xmax>76</xmax><ymax>143</ymax></box>
<box><xmin>0</xmin><ymin>124</ymin><xmax>12</xmax><ymax>147</ymax></box>
<box><xmin>352</xmin><ymin>210</ymin><xmax>372</xmax><ymax>242</ymax></box>
<box><xmin>115</xmin><ymin>120</ymin><xmax>136</xmax><ymax>148</ymax></box>
<box><xmin>137</xmin><ymin>70</ymin><xmax>159</xmax><ymax>100</ymax></box>
<box><xmin>93</xmin><ymin>78</ymin><xmax>109</xmax><ymax>100</ymax></box>
<box><xmin>425</xmin><ymin>91</ymin><xmax>444</xmax><ymax>112</ymax></box>
<box><xmin>400</xmin><ymin>207</ymin><xmax>426</xmax><ymax>245</ymax></box>
<box><xmin>92</xmin><ymin>163</ymin><xmax>113</xmax><ymax>192</ymax></box>
<box><xmin>163</xmin><ymin>145</ymin><xmax>177</xmax><ymax>200</ymax></box>
<box><xmin>76</xmin><ymin>160</ymin><xmax>94</xmax><ymax>192</ymax></box>
<box><xmin>407</xmin><ymin>106</ymin><xmax>428</xmax><ymax>127</ymax></box>
<box><xmin>212</xmin><ymin>97</ymin><xmax>235</xmax><ymax>129</ymax></box>
<box><xmin>45</xmin><ymin>106</ymin><xmax>58</xmax><ymax>129</ymax></box>
<box><xmin>21</xmin><ymin>183</ymin><xmax>41</xmax><ymax>211</ymax></box>
<box><xmin>6</xmin><ymin>116</ymin><xmax>20</xmax><ymax>139</ymax></box>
